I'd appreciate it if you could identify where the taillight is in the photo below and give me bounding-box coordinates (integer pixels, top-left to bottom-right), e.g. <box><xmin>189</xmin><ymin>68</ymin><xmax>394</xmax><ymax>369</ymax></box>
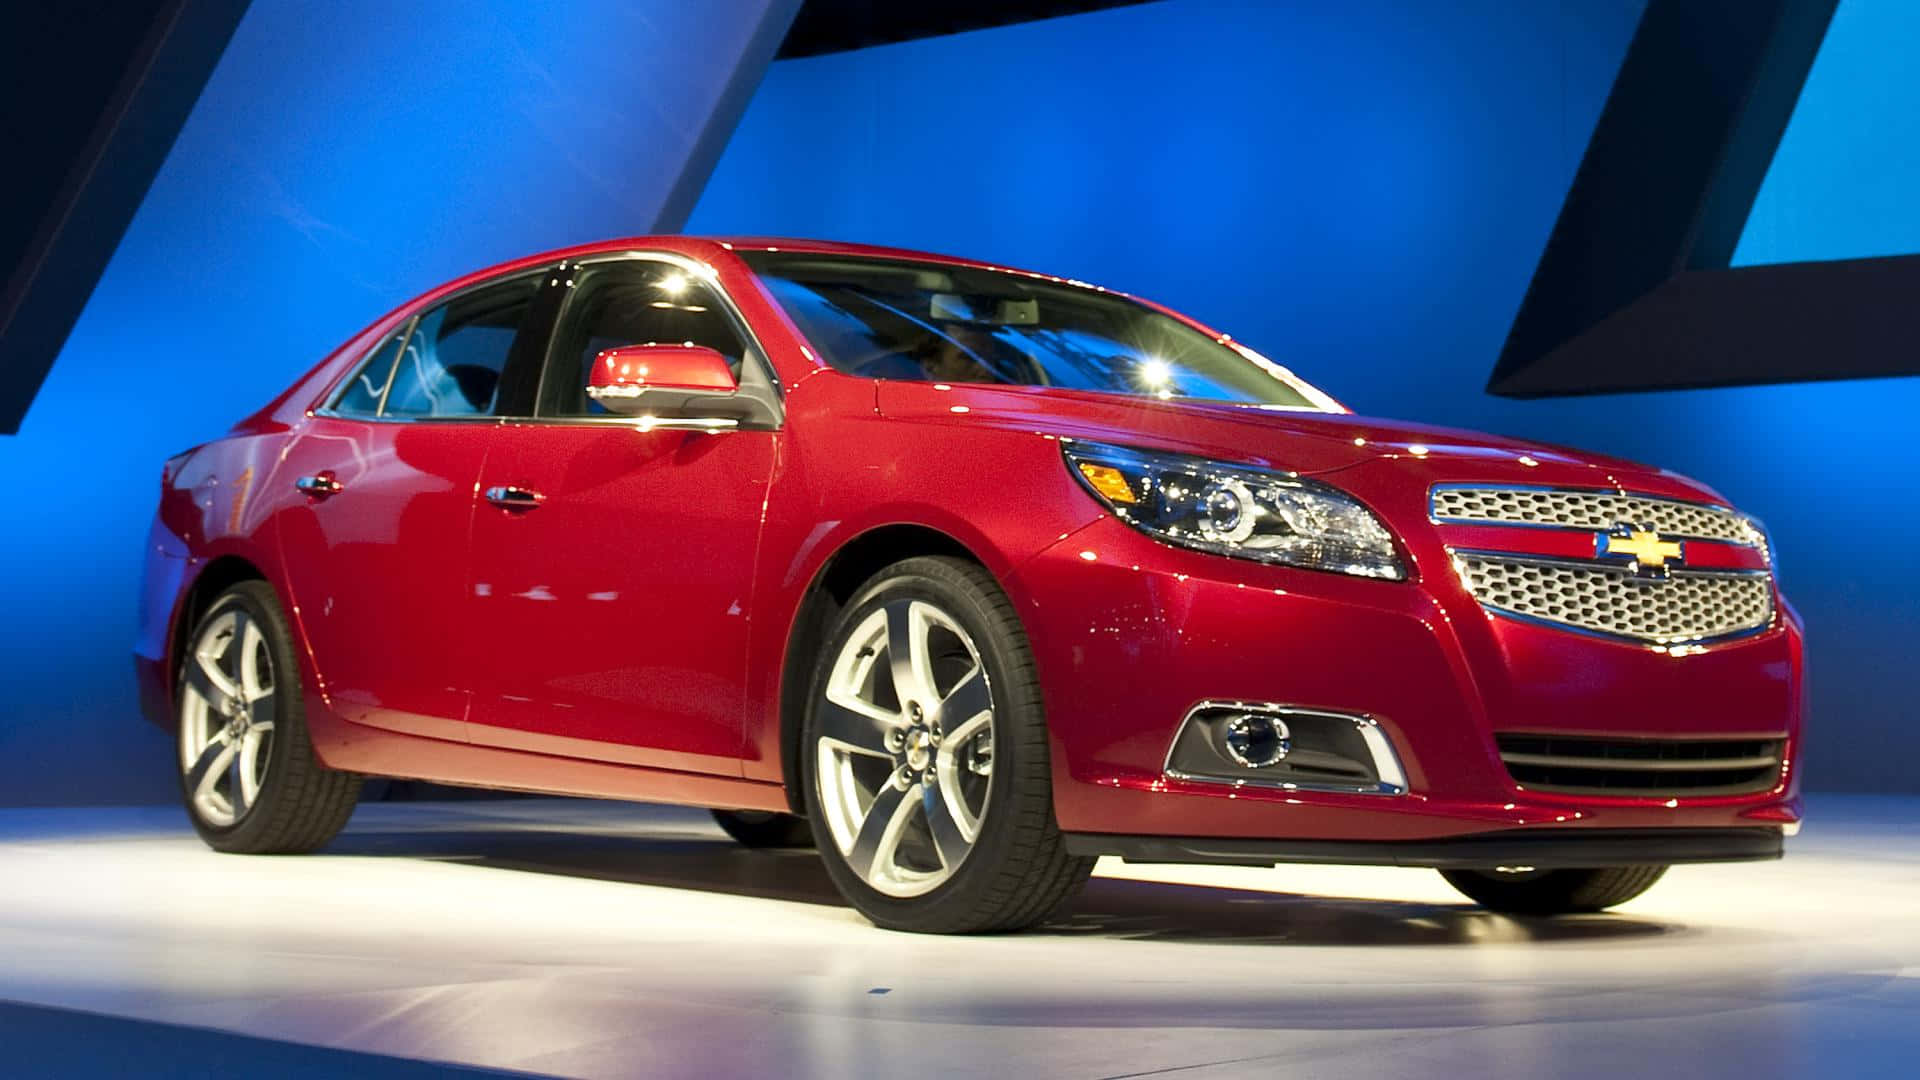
<box><xmin>161</xmin><ymin>449</ymin><xmax>194</xmax><ymax>488</ymax></box>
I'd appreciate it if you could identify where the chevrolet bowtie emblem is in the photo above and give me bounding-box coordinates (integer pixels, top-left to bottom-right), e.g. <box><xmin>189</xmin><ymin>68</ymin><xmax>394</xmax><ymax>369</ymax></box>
<box><xmin>1597</xmin><ymin>523</ymin><xmax>1684</xmax><ymax>580</ymax></box>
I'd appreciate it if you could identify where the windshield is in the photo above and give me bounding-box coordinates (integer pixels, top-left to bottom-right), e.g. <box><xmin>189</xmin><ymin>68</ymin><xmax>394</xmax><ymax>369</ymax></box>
<box><xmin>741</xmin><ymin>252</ymin><xmax>1334</xmax><ymax>409</ymax></box>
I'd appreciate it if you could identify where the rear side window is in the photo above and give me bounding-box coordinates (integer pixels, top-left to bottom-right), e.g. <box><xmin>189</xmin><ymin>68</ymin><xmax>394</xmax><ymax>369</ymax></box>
<box><xmin>383</xmin><ymin>275</ymin><xmax>541</xmax><ymax>418</ymax></box>
<box><xmin>331</xmin><ymin>329</ymin><xmax>407</xmax><ymax>416</ymax></box>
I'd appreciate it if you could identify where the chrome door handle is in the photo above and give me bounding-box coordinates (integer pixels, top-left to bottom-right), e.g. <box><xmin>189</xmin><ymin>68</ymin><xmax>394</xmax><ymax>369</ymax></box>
<box><xmin>295</xmin><ymin>473</ymin><xmax>343</xmax><ymax>498</ymax></box>
<box><xmin>630</xmin><ymin>415</ymin><xmax>740</xmax><ymax>433</ymax></box>
<box><xmin>484</xmin><ymin>485</ymin><xmax>544</xmax><ymax>511</ymax></box>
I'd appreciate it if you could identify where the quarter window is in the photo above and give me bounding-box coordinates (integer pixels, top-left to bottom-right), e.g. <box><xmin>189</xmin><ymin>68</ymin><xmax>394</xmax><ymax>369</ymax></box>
<box><xmin>383</xmin><ymin>275</ymin><xmax>542</xmax><ymax>418</ymax></box>
<box><xmin>541</xmin><ymin>262</ymin><xmax>748</xmax><ymax>416</ymax></box>
<box><xmin>331</xmin><ymin>329</ymin><xmax>408</xmax><ymax>416</ymax></box>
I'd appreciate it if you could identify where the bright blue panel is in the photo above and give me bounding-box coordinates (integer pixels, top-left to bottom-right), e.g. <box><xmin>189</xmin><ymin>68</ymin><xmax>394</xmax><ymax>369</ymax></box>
<box><xmin>0</xmin><ymin>0</ymin><xmax>790</xmax><ymax>804</ymax></box>
<box><xmin>693</xmin><ymin>0</ymin><xmax>1919</xmax><ymax>792</ymax></box>
<box><xmin>1735</xmin><ymin>0</ymin><xmax>1920</xmax><ymax>266</ymax></box>
<box><xmin>693</xmin><ymin>0</ymin><xmax>1645</xmax><ymax>420</ymax></box>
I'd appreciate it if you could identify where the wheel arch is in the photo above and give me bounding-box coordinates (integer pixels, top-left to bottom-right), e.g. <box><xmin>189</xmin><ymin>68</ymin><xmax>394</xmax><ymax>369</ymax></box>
<box><xmin>163</xmin><ymin>555</ymin><xmax>272</xmax><ymax>728</ymax></box>
<box><xmin>775</xmin><ymin>523</ymin><xmax>991</xmax><ymax>814</ymax></box>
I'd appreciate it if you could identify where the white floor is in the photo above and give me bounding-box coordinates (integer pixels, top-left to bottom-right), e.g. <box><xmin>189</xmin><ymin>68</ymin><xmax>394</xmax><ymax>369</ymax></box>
<box><xmin>0</xmin><ymin>796</ymin><xmax>1915</xmax><ymax>1078</ymax></box>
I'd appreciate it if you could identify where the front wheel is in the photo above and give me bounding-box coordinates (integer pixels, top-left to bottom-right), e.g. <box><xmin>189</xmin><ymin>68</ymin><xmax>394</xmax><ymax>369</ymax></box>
<box><xmin>1440</xmin><ymin>865</ymin><xmax>1669</xmax><ymax>914</ymax></box>
<box><xmin>176</xmin><ymin>581</ymin><xmax>361</xmax><ymax>853</ymax></box>
<box><xmin>803</xmin><ymin>557</ymin><xmax>1093</xmax><ymax>933</ymax></box>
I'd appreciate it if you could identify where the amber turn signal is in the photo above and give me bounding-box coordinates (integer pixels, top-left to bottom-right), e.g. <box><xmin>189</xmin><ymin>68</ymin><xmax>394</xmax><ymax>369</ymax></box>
<box><xmin>1076</xmin><ymin>462</ymin><xmax>1138</xmax><ymax>504</ymax></box>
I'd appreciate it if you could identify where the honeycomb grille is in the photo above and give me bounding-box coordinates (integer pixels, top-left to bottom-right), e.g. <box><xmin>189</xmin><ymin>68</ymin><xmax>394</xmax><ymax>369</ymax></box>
<box><xmin>1455</xmin><ymin>555</ymin><xmax>1774</xmax><ymax>644</ymax></box>
<box><xmin>1432</xmin><ymin>486</ymin><xmax>1764</xmax><ymax>548</ymax></box>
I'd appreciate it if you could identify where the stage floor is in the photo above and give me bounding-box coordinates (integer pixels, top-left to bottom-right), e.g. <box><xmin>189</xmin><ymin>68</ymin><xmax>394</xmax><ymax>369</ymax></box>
<box><xmin>0</xmin><ymin>796</ymin><xmax>1915</xmax><ymax>1078</ymax></box>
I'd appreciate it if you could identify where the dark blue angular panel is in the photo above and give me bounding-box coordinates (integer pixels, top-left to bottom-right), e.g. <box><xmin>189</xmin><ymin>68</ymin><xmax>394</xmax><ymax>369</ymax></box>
<box><xmin>1490</xmin><ymin>0</ymin><xmax>1852</xmax><ymax>397</ymax></box>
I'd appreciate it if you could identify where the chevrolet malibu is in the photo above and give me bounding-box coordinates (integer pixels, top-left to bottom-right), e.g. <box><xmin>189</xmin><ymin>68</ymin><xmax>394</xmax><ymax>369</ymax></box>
<box><xmin>136</xmin><ymin>236</ymin><xmax>1802</xmax><ymax>933</ymax></box>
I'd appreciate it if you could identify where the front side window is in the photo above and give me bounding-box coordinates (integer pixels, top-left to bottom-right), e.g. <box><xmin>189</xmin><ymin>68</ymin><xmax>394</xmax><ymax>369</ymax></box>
<box><xmin>540</xmin><ymin>261</ymin><xmax>749</xmax><ymax>416</ymax></box>
<box><xmin>740</xmin><ymin>252</ymin><xmax>1333</xmax><ymax>409</ymax></box>
<box><xmin>382</xmin><ymin>274</ymin><xmax>541</xmax><ymax>418</ymax></box>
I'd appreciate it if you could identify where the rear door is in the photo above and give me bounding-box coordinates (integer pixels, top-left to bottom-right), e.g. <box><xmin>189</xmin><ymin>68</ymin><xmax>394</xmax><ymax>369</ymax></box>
<box><xmin>273</xmin><ymin>269</ymin><xmax>556</xmax><ymax>741</ymax></box>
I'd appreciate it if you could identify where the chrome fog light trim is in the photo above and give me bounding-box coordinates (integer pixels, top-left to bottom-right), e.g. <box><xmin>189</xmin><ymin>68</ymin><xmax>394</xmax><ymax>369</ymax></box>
<box><xmin>1353</xmin><ymin>713</ymin><xmax>1410</xmax><ymax>793</ymax></box>
<box><xmin>1164</xmin><ymin>700</ymin><xmax>1408</xmax><ymax>796</ymax></box>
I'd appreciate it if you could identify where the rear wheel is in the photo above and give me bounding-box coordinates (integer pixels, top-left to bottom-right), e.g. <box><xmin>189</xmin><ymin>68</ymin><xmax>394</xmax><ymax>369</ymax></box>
<box><xmin>1440</xmin><ymin>865</ymin><xmax>1669</xmax><ymax>914</ymax></box>
<box><xmin>803</xmin><ymin>557</ymin><xmax>1093</xmax><ymax>933</ymax></box>
<box><xmin>176</xmin><ymin>581</ymin><xmax>361</xmax><ymax>853</ymax></box>
<box><xmin>711</xmin><ymin>809</ymin><xmax>814</xmax><ymax>848</ymax></box>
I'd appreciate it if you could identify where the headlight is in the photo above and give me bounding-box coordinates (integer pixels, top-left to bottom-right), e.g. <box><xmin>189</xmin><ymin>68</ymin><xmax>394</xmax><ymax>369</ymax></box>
<box><xmin>1062</xmin><ymin>440</ymin><xmax>1406</xmax><ymax>581</ymax></box>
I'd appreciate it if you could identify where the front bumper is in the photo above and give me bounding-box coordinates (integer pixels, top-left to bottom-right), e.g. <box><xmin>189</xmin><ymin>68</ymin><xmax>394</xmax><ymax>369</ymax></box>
<box><xmin>1008</xmin><ymin>514</ymin><xmax>1804</xmax><ymax>848</ymax></box>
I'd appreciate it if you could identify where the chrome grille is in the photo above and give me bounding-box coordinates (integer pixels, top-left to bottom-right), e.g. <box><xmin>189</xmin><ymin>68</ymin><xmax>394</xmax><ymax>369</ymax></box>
<box><xmin>1496</xmin><ymin>733</ymin><xmax>1784</xmax><ymax>796</ymax></box>
<box><xmin>1432</xmin><ymin>485</ymin><xmax>1765</xmax><ymax>549</ymax></box>
<box><xmin>1454</xmin><ymin>555</ymin><xmax>1773</xmax><ymax>644</ymax></box>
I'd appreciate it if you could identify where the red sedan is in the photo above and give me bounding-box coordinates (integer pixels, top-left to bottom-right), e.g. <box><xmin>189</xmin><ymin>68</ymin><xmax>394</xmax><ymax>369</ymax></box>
<box><xmin>135</xmin><ymin>237</ymin><xmax>1802</xmax><ymax>933</ymax></box>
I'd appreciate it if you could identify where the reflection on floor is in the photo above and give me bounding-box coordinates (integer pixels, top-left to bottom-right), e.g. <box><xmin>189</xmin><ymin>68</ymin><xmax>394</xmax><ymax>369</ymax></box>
<box><xmin>0</xmin><ymin>796</ymin><xmax>1915</xmax><ymax>1078</ymax></box>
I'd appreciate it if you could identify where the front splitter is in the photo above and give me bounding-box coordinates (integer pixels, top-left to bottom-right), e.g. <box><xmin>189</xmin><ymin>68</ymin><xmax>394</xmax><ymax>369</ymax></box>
<box><xmin>1063</xmin><ymin>826</ymin><xmax>1784</xmax><ymax>869</ymax></box>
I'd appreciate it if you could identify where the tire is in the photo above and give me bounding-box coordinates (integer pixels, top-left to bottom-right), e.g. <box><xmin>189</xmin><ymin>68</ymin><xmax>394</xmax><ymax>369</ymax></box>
<box><xmin>175</xmin><ymin>580</ymin><xmax>362</xmax><ymax>853</ymax></box>
<box><xmin>1440</xmin><ymin>865</ymin><xmax>1669</xmax><ymax>915</ymax></box>
<box><xmin>802</xmin><ymin>556</ymin><xmax>1094</xmax><ymax>933</ymax></box>
<box><xmin>712</xmin><ymin>809</ymin><xmax>815</xmax><ymax>848</ymax></box>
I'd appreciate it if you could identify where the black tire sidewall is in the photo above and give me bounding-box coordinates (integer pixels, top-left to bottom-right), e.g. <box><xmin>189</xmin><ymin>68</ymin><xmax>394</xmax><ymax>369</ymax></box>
<box><xmin>712</xmin><ymin>809</ymin><xmax>814</xmax><ymax>848</ymax></box>
<box><xmin>801</xmin><ymin>560</ymin><xmax>1040</xmax><ymax>932</ymax></box>
<box><xmin>176</xmin><ymin>582</ymin><xmax>310</xmax><ymax>851</ymax></box>
<box><xmin>1440</xmin><ymin>865</ymin><xmax>1669</xmax><ymax>915</ymax></box>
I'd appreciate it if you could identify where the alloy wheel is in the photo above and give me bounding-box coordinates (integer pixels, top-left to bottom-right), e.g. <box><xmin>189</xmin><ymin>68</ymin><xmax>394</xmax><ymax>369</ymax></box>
<box><xmin>814</xmin><ymin>599</ymin><xmax>996</xmax><ymax>897</ymax></box>
<box><xmin>178</xmin><ymin>606</ymin><xmax>277</xmax><ymax>827</ymax></box>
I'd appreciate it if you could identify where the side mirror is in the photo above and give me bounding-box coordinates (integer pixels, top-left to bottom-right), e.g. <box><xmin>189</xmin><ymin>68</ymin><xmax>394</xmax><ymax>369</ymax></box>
<box><xmin>587</xmin><ymin>344</ymin><xmax>737</xmax><ymax>415</ymax></box>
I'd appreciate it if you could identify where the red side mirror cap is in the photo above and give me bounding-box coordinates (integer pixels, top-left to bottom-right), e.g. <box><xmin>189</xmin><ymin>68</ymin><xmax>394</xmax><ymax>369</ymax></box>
<box><xmin>587</xmin><ymin>344</ymin><xmax>737</xmax><ymax>413</ymax></box>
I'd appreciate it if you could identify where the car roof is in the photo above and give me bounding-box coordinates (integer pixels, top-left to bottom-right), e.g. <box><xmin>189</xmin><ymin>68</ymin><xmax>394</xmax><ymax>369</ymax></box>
<box><xmin>495</xmin><ymin>235</ymin><xmax>1107</xmax><ymax>289</ymax></box>
<box><xmin>706</xmin><ymin>236</ymin><xmax>1002</xmax><ymax>266</ymax></box>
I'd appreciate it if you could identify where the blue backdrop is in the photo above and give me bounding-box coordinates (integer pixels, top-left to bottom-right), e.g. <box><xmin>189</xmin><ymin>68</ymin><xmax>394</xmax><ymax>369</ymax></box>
<box><xmin>0</xmin><ymin>0</ymin><xmax>794</xmax><ymax>804</ymax></box>
<box><xmin>5</xmin><ymin>0</ymin><xmax>1915</xmax><ymax>804</ymax></box>
<box><xmin>688</xmin><ymin>0</ymin><xmax>1920</xmax><ymax>793</ymax></box>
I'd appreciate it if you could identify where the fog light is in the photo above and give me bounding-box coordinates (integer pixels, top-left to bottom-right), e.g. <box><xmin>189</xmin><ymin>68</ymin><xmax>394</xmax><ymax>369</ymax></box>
<box><xmin>1221</xmin><ymin>713</ymin><xmax>1291</xmax><ymax>768</ymax></box>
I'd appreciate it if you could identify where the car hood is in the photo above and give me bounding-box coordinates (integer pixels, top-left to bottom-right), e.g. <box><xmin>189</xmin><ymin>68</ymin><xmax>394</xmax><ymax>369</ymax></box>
<box><xmin>873</xmin><ymin>382</ymin><xmax>1725</xmax><ymax>503</ymax></box>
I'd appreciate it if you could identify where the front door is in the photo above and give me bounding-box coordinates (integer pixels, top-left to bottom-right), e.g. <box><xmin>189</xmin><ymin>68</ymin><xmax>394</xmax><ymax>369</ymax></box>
<box><xmin>465</xmin><ymin>256</ymin><xmax>778</xmax><ymax>774</ymax></box>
